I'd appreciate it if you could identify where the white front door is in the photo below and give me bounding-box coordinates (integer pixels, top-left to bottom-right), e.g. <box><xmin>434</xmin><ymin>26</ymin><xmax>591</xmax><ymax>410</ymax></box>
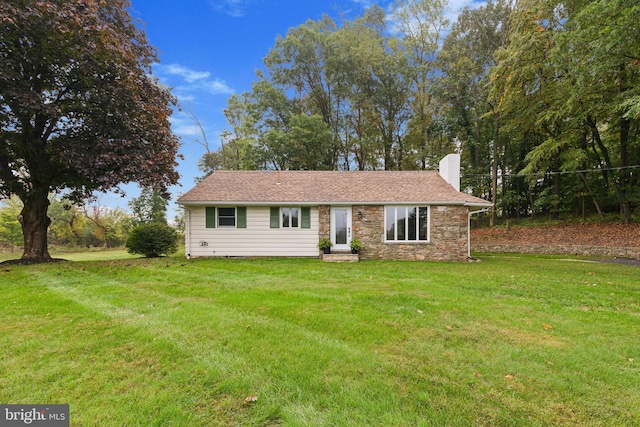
<box><xmin>331</xmin><ymin>207</ymin><xmax>352</xmax><ymax>251</ymax></box>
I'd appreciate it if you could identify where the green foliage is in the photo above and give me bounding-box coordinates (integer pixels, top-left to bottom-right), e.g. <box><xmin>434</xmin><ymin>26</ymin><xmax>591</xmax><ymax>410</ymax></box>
<box><xmin>200</xmin><ymin>3</ymin><xmax>446</xmax><ymax>174</ymax></box>
<box><xmin>0</xmin><ymin>197</ymin><xmax>23</xmax><ymax>249</ymax></box>
<box><xmin>490</xmin><ymin>0</ymin><xmax>640</xmax><ymax>222</ymax></box>
<box><xmin>128</xmin><ymin>187</ymin><xmax>169</xmax><ymax>225</ymax></box>
<box><xmin>349</xmin><ymin>238</ymin><xmax>363</xmax><ymax>251</ymax></box>
<box><xmin>125</xmin><ymin>223</ymin><xmax>178</xmax><ymax>258</ymax></box>
<box><xmin>317</xmin><ymin>237</ymin><xmax>333</xmax><ymax>250</ymax></box>
<box><xmin>196</xmin><ymin>0</ymin><xmax>640</xmax><ymax>222</ymax></box>
<box><xmin>83</xmin><ymin>206</ymin><xmax>133</xmax><ymax>248</ymax></box>
<box><xmin>47</xmin><ymin>199</ymin><xmax>84</xmax><ymax>246</ymax></box>
<box><xmin>287</xmin><ymin>113</ymin><xmax>334</xmax><ymax>170</ymax></box>
<box><xmin>0</xmin><ymin>0</ymin><xmax>180</xmax><ymax>260</ymax></box>
<box><xmin>0</xmin><ymin>196</ymin><xmax>134</xmax><ymax>251</ymax></box>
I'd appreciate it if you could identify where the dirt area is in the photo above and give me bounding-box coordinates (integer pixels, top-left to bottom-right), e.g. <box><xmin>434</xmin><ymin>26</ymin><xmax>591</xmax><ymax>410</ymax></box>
<box><xmin>471</xmin><ymin>223</ymin><xmax>640</xmax><ymax>248</ymax></box>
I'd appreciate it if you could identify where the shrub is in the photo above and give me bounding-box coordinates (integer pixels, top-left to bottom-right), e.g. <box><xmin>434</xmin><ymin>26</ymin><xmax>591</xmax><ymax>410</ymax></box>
<box><xmin>125</xmin><ymin>223</ymin><xmax>178</xmax><ymax>258</ymax></box>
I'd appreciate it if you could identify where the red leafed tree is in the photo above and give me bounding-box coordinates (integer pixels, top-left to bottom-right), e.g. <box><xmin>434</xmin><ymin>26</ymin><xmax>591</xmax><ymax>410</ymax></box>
<box><xmin>0</xmin><ymin>0</ymin><xmax>181</xmax><ymax>262</ymax></box>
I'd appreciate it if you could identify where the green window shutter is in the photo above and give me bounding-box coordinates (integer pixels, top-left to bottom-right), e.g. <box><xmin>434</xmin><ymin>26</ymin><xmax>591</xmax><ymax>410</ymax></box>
<box><xmin>270</xmin><ymin>207</ymin><xmax>280</xmax><ymax>228</ymax></box>
<box><xmin>237</xmin><ymin>207</ymin><xmax>247</xmax><ymax>228</ymax></box>
<box><xmin>301</xmin><ymin>207</ymin><xmax>311</xmax><ymax>229</ymax></box>
<box><xmin>205</xmin><ymin>207</ymin><xmax>216</xmax><ymax>228</ymax></box>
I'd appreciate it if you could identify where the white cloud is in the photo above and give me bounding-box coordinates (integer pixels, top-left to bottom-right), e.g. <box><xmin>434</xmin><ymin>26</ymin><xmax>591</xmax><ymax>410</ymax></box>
<box><xmin>209</xmin><ymin>0</ymin><xmax>250</xmax><ymax>18</ymax></box>
<box><xmin>203</xmin><ymin>79</ymin><xmax>235</xmax><ymax>95</ymax></box>
<box><xmin>169</xmin><ymin>113</ymin><xmax>206</xmax><ymax>139</ymax></box>
<box><xmin>350</xmin><ymin>0</ymin><xmax>377</xmax><ymax>7</ymax></box>
<box><xmin>154</xmin><ymin>63</ymin><xmax>234</xmax><ymax>103</ymax></box>
<box><xmin>173</xmin><ymin>93</ymin><xmax>196</xmax><ymax>103</ymax></box>
<box><xmin>162</xmin><ymin>64</ymin><xmax>211</xmax><ymax>83</ymax></box>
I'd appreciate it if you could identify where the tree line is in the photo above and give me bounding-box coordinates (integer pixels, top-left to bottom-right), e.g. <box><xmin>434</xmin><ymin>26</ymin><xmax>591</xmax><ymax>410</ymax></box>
<box><xmin>0</xmin><ymin>188</ymin><xmax>175</xmax><ymax>253</ymax></box>
<box><xmin>200</xmin><ymin>0</ymin><xmax>639</xmax><ymax>224</ymax></box>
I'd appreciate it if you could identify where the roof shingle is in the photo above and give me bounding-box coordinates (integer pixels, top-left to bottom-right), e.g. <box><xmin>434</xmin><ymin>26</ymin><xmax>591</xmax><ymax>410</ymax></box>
<box><xmin>178</xmin><ymin>170</ymin><xmax>491</xmax><ymax>206</ymax></box>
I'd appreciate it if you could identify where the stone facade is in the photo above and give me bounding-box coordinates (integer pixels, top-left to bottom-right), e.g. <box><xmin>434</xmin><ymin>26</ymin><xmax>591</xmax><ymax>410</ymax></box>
<box><xmin>318</xmin><ymin>204</ymin><xmax>470</xmax><ymax>261</ymax></box>
<box><xmin>318</xmin><ymin>205</ymin><xmax>331</xmax><ymax>249</ymax></box>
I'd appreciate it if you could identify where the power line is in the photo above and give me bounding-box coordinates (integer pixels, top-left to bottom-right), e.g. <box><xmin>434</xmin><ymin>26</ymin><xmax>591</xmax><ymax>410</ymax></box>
<box><xmin>463</xmin><ymin>164</ymin><xmax>640</xmax><ymax>179</ymax></box>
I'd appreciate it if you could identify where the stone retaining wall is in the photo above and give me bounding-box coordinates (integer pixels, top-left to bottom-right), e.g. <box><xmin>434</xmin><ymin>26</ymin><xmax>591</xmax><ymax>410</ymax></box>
<box><xmin>472</xmin><ymin>243</ymin><xmax>640</xmax><ymax>260</ymax></box>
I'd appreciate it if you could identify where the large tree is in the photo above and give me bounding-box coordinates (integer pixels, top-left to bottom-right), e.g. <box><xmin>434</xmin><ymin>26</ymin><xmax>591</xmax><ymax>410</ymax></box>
<box><xmin>393</xmin><ymin>0</ymin><xmax>449</xmax><ymax>170</ymax></box>
<box><xmin>438</xmin><ymin>0</ymin><xmax>513</xmax><ymax>224</ymax></box>
<box><xmin>0</xmin><ymin>0</ymin><xmax>180</xmax><ymax>261</ymax></box>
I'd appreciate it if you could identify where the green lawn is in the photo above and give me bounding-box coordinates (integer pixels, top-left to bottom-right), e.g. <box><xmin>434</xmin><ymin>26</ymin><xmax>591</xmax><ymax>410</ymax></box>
<box><xmin>1</xmin><ymin>254</ymin><xmax>638</xmax><ymax>426</ymax></box>
<box><xmin>0</xmin><ymin>248</ymin><xmax>137</xmax><ymax>263</ymax></box>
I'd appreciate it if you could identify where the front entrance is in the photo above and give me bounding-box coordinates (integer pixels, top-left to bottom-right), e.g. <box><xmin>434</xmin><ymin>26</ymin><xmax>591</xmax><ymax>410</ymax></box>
<box><xmin>330</xmin><ymin>207</ymin><xmax>352</xmax><ymax>251</ymax></box>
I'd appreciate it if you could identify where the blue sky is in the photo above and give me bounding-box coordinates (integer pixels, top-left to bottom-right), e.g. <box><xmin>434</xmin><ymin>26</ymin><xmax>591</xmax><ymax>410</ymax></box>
<box><xmin>107</xmin><ymin>0</ymin><xmax>480</xmax><ymax>218</ymax></box>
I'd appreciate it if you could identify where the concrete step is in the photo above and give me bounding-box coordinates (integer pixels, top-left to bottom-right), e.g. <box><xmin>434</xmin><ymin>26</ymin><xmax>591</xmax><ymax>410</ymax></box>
<box><xmin>321</xmin><ymin>253</ymin><xmax>359</xmax><ymax>262</ymax></box>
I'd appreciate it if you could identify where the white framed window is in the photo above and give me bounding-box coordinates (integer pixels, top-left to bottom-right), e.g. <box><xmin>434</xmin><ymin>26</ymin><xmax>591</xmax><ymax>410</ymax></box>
<box><xmin>217</xmin><ymin>207</ymin><xmax>236</xmax><ymax>227</ymax></box>
<box><xmin>205</xmin><ymin>206</ymin><xmax>246</xmax><ymax>228</ymax></box>
<box><xmin>271</xmin><ymin>207</ymin><xmax>311</xmax><ymax>229</ymax></box>
<box><xmin>282</xmin><ymin>207</ymin><xmax>299</xmax><ymax>228</ymax></box>
<box><xmin>385</xmin><ymin>206</ymin><xmax>430</xmax><ymax>242</ymax></box>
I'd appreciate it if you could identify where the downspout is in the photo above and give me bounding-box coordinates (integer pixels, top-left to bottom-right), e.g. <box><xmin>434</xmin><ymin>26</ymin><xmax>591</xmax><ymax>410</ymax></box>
<box><xmin>468</xmin><ymin>207</ymin><xmax>491</xmax><ymax>259</ymax></box>
<box><xmin>185</xmin><ymin>208</ymin><xmax>191</xmax><ymax>259</ymax></box>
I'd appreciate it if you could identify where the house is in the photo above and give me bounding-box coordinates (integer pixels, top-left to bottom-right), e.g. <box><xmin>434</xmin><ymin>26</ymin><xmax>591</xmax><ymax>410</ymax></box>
<box><xmin>177</xmin><ymin>154</ymin><xmax>492</xmax><ymax>261</ymax></box>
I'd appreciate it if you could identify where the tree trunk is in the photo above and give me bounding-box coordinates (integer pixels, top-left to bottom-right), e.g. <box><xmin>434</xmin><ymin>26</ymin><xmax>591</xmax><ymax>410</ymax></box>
<box><xmin>579</xmin><ymin>171</ymin><xmax>603</xmax><ymax>218</ymax></box>
<box><xmin>587</xmin><ymin>116</ymin><xmax>631</xmax><ymax>223</ymax></box>
<box><xmin>19</xmin><ymin>192</ymin><xmax>52</xmax><ymax>261</ymax></box>
<box><xmin>490</xmin><ymin>114</ymin><xmax>500</xmax><ymax>227</ymax></box>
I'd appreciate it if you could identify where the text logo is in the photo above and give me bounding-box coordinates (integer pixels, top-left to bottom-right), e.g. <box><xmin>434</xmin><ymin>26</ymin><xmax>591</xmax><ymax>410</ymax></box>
<box><xmin>0</xmin><ymin>405</ymin><xmax>69</xmax><ymax>427</ymax></box>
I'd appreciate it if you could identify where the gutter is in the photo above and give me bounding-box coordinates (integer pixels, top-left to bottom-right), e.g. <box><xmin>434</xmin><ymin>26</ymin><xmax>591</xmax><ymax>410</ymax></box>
<box><xmin>185</xmin><ymin>208</ymin><xmax>191</xmax><ymax>259</ymax></box>
<box><xmin>178</xmin><ymin>200</ymin><xmax>493</xmax><ymax>207</ymax></box>
<box><xmin>468</xmin><ymin>207</ymin><xmax>492</xmax><ymax>260</ymax></box>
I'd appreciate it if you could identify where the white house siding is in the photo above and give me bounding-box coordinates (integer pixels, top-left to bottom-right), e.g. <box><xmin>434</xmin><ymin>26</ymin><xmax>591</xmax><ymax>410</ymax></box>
<box><xmin>186</xmin><ymin>206</ymin><xmax>319</xmax><ymax>258</ymax></box>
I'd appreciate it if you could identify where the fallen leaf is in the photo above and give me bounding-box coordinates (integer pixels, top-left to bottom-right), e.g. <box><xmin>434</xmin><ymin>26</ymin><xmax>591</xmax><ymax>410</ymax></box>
<box><xmin>473</xmin><ymin>371</ymin><xmax>482</xmax><ymax>377</ymax></box>
<box><xmin>543</xmin><ymin>323</ymin><xmax>553</xmax><ymax>330</ymax></box>
<box><xmin>547</xmin><ymin>361</ymin><xmax>554</xmax><ymax>366</ymax></box>
<box><xmin>505</xmin><ymin>374</ymin><xmax>514</xmax><ymax>380</ymax></box>
<box><xmin>243</xmin><ymin>395</ymin><xmax>258</xmax><ymax>405</ymax></box>
<box><xmin>446</xmin><ymin>325</ymin><xmax>453</xmax><ymax>331</ymax></box>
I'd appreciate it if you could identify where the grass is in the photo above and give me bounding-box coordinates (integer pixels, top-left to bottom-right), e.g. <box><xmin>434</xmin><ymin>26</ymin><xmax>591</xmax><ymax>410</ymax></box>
<box><xmin>1</xmin><ymin>254</ymin><xmax>638</xmax><ymax>426</ymax></box>
<box><xmin>0</xmin><ymin>247</ymin><xmax>137</xmax><ymax>263</ymax></box>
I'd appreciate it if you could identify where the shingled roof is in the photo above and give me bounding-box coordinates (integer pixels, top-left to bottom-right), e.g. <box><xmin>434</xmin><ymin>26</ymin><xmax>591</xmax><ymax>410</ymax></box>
<box><xmin>179</xmin><ymin>170</ymin><xmax>491</xmax><ymax>207</ymax></box>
